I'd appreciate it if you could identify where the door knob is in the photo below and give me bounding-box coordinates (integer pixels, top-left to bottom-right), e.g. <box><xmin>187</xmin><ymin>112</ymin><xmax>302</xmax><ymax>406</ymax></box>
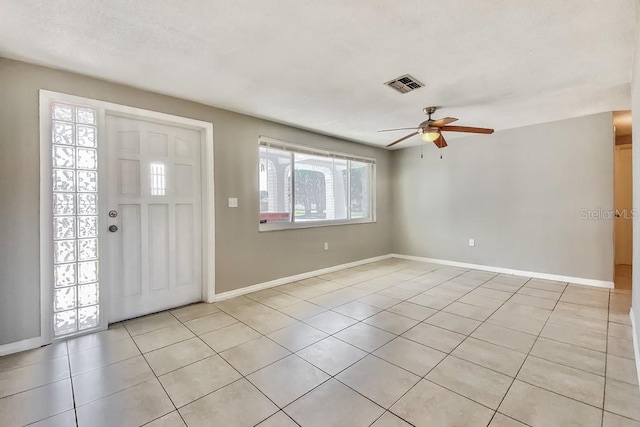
<box><xmin>108</xmin><ymin>225</ymin><xmax>118</xmax><ymax>232</ymax></box>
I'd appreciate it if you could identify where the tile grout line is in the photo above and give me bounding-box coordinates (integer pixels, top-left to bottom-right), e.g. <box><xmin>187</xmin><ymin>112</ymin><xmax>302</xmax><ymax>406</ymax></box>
<box><xmin>483</xmin><ymin>276</ymin><xmax>552</xmax><ymax>427</ymax></box>
<box><xmin>148</xmin><ymin>311</ymin><xmax>206</xmax><ymax>427</ymax></box>
<box><xmin>381</xmin><ymin>270</ymin><xmax>531</xmax><ymax>423</ymax></box>
<box><xmin>201</xmin><ymin>267</ymin><xmax>433</xmax><ymax>421</ymax></box>
<box><xmin>371</xmin><ymin>271</ymin><xmax>528</xmax><ymax>425</ymax></box>
<box><xmin>210</xmin><ymin>265</ymin><xmax>509</xmax><ymax>425</ymax></box>
<box><xmin>491</xmin><ymin>285</ymin><xmax>638</xmax><ymax>421</ymax></box>
<box><xmin>190</xmin><ymin>264</ymin><xmax>428</xmax><ymax>424</ymax></box>
<box><xmin>198</xmin><ymin>264</ymin><xmax>472</xmax><ymax>425</ymax></box>
<box><xmin>66</xmin><ymin>340</ymin><xmax>80</xmax><ymax>427</ymax></box>
<box><xmin>14</xmin><ymin>260</ymin><xmax>626</xmax><ymax>426</ymax></box>
<box><xmin>166</xmin><ymin>309</ymin><xmax>291</xmax><ymax>420</ymax></box>
<box><xmin>0</xmin><ymin>269</ymin><xmax>513</xmax><ymax>419</ymax></box>
<box><xmin>336</xmin><ymin>268</ymin><xmax>506</xmax><ymax>426</ymax></box>
<box><xmin>0</xmin><ymin>265</ymin><xmax>581</xmax><ymax>425</ymax></box>
<box><xmin>100</xmin><ymin>320</ymin><xmax>176</xmax><ymax>424</ymax></box>
<box><xmin>167</xmin><ymin>303</ymin><xmax>309</xmax><ymax>424</ymax></box>
<box><xmin>125</xmin><ymin>320</ymin><xmax>183</xmax><ymax>427</ymax></box>
<box><xmin>601</xmin><ymin>289</ymin><xmax>611</xmax><ymax>427</ymax></box>
<box><xmin>62</xmin><ymin>324</ymin><xmax>173</xmax><ymax>423</ymax></box>
<box><xmin>255</xmin><ymin>266</ymin><xmax>447</xmax><ymax>420</ymax></box>
<box><xmin>487</xmin><ymin>281</ymin><xmax>618</xmax><ymax>423</ymax></box>
<box><xmin>146</xmin><ymin>307</ymin><xmax>304</xmax><ymax>426</ymax></box>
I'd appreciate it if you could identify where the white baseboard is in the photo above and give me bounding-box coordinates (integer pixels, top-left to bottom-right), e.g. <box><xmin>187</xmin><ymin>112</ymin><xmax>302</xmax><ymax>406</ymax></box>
<box><xmin>630</xmin><ymin>309</ymin><xmax>640</xmax><ymax>391</ymax></box>
<box><xmin>390</xmin><ymin>254</ymin><xmax>614</xmax><ymax>289</ymax></box>
<box><xmin>212</xmin><ymin>252</ymin><xmax>615</xmax><ymax>303</ymax></box>
<box><xmin>0</xmin><ymin>336</ymin><xmax>45</xmax><ymax>356</ymax></box>
<box><xmin>0</xmin><ymin>252</ymin><xmax>618</xmax><ymax>355</ymax></box>
<box><xmin>211</xmin><ymin>254</ymin><xmax>393</xmax><ymax>302</ymax></box>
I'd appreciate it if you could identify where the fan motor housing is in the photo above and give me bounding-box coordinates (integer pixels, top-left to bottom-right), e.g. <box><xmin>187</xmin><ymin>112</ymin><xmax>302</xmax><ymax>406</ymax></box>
<box><xmin>418</xmin><ymin>120</ymin><xmax>432</xmax><ymax>130</ymax></box>
<box><xmin>423</xmin><ymin>106</ymin><xmax>438</xmax><ymax>116</ymax></box>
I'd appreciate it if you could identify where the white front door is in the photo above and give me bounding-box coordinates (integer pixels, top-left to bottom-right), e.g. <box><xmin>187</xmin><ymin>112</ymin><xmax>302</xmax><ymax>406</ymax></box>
<box><xmin>106</xmin><ymin>115</ymin><xmax>203</xmax><ymax>322</ymax></box>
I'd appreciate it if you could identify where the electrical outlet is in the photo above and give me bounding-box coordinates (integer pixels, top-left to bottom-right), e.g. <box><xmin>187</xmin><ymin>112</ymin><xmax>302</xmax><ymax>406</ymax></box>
<box><xmin>228</xmin><ymin>198</ymin><xmax>238</xmax><ymax>208</ymax></box>
<box><xmin>469</xmin><ymin>238</ymin><xmax>475</xmax><ymax>247</ymax></box>
<box><xmin>324</xmin><ymin>242</ymin><xmax>329</xmax><ymax>251</ymax></box>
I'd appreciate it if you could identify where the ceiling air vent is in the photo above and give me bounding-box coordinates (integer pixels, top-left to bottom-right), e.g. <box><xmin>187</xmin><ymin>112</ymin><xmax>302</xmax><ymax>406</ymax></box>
<box><xmin>384</xmin><ymin>74</ymin><xmax>424</xmax><ymax>94</ymax></box>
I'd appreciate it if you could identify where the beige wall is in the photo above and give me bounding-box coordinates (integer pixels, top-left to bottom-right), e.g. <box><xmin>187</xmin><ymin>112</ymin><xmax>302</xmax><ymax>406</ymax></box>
<box><xmin>391</xmin><ymin>113</ymin><xmax>615</xmax><ymax>281</ymax></box>
<box><xmin>0</xmin><ymin>58</ymin><xmax>393</xmax><ymax>345</ymax></box>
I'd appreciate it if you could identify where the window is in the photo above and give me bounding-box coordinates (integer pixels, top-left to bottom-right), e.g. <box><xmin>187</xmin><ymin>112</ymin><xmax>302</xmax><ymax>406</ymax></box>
<box><xmin>259</xmin><ymin>137</ymin><xmax>375</xmax><ymax>230</ymax></box>
<box><xmin>150</xmin><ymin>162</ymin><xmax>166</xmax><ymax>196</ymax></box>
<box><xmin>50</xmin><ymin>103</ymin><xmax>100</xmax><ymax>336</ymax></box>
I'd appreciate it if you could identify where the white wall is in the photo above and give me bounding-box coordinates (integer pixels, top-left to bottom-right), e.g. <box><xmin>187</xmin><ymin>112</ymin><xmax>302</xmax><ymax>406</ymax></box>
<box><xmin>391</xmin><ymin>113</ymin><xmax>615</xmax><ymax>281</ymax></box>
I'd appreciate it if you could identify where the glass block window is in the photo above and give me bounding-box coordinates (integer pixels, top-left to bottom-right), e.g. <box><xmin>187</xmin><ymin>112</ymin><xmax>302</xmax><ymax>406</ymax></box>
<box><xmin>51</xmin><ymin>103</ymin><xmax>100</xmax><ymax>336</ymax></box>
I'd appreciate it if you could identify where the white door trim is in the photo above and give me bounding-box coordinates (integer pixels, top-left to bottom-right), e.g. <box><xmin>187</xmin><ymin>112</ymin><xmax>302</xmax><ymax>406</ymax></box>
<box><xmin>37</xmin><ymin>89</ymin><xmax>215</xmax><ymax>348</ymax></box>
<box><xmin>629</xmin><ymin>309</ymin><xmax>640</xmax><ymax>391</ymax></box>
<box><xmin>0</xmin><ymin>336</ymin><xmax>49</xmax><ymax>357</ymax></box>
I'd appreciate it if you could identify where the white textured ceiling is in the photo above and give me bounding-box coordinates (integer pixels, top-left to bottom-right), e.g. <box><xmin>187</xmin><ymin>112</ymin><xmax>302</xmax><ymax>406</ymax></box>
<box><xmin>0</xmin><ymin>1</ymin><xmax>636</xmax><ymax>148</ymax></box>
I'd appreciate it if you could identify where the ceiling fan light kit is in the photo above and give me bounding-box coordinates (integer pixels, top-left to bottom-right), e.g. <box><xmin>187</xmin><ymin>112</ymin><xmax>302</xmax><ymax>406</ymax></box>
<box><xmin>421</xmin><ymin>128</ymin><xmax>441</xmax><ymax>142</ymax></box>
<box><xmin>381</xmin><ymin>106</ymin><xmax>494</xmax><ymax>149</ymax></box>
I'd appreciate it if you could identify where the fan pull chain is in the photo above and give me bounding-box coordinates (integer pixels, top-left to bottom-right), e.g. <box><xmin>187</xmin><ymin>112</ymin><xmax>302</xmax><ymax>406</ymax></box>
<box><xmin>421</xmin><ymin>142</ymin><xmax>424</xmax><ymax>159</ymax></box>
<box><xmin>440</xmin><ymin>147</ymin><xmax>443</xmax><ymax>159</ymax></box>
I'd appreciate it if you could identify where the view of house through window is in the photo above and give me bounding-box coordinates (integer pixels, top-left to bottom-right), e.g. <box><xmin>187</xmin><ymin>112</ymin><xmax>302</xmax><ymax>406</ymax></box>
<box><xmin>259</xmin><ymin>138</ymin><xmax>374</xmax><ymax>229</ymax></box>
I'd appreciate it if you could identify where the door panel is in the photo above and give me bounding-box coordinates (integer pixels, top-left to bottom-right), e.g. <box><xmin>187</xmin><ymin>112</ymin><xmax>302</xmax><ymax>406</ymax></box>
<box><xmin>176</xmin><ymin>204</ymin><xmax>194</xmax><ymax>287</ymax></box>
<box><xmin>149</xmin><ymin>204</ymin><xmax>170</xmax><ymax>292</ymax></box>
<box><xmin>120</xmin><ymin>204</ymin><xmax>142</xmax><ymax>297</ymax></box>
<box><xmin>119</xmin><ymin>159</ymin><xmax>140</xmax><ymax>196</ymax></box>
<box><xmin>175</xmin><ymin>164</ymin><xmax>193</xmax><ymax>196</ymax></box>
<box><xmin>106</xmin><ymin>116</ymin><xmax>202</xmax><ymax>322</ymax></box>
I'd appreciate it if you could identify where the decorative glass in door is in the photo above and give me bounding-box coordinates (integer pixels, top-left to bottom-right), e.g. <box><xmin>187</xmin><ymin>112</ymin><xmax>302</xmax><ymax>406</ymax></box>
<box><xmin>51</xmin><ymin>103</ymin><xmax>100</xmax><ymax>336</ymax></box>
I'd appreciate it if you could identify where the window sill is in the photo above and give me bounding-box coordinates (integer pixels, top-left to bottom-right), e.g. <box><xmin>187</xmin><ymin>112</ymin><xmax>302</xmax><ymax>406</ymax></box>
<box><xmin>259</xmin><ymin>218</ymin><xmax>375</xmax><ymax>232</ymax></box>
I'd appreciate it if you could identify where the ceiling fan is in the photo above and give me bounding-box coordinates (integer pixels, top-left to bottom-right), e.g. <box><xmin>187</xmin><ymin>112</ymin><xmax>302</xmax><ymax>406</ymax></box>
<box><xmin>380</xmin><ymin>106</ymin><xmax>494</xmax><ymax>148</ymax></box>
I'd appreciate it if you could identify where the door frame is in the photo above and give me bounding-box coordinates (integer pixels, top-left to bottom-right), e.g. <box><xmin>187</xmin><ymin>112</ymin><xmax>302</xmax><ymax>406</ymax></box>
<box><xmin>614</xmin><ymin>143</ymin><xmax>633</xmax><ymax>268</ymax></box>
<box><xmin>39</xmin><ymin>89</ymin><xmax>215</xmax><ymax>345</ymax></box>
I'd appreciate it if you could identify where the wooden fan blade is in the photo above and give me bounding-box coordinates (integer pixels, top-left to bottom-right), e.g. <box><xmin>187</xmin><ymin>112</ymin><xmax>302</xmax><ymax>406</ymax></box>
<box><xmin>440</xmin><ymin>125</ymin><xmax>494</xmax><ymax>134</ymax></box>
<box><xmin>378</xmin><ymin>127</ymin><xmax>420</xmax><ymax>132</ymax></box>
<box><xmin>430</xmin><ymin>117</ymin><xmax>458</xmax><ymax>127</ymax></box>
<box><xmin>386</xmin><ymin>131</ymin><xmax>419</xmax><ymax>148</ymax></box>
<box><xmin>433</xmin><ymin>134</ymin><xmax>448</xmax><ymax>148</ymax></box>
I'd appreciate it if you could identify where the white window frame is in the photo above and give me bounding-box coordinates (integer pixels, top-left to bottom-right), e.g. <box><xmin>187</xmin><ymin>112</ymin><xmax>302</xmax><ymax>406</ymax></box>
<box><xmin>259</xmin><ymin>136</ymin><xmax>376</xmax><ymax>231</ymax></box>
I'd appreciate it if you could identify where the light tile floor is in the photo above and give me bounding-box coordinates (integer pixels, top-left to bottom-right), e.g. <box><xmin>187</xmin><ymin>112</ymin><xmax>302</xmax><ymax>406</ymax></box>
<box><xmin>1</xmin><ymin>258</ymin><xmax>639</xmax><ymax>426</ymax></box>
